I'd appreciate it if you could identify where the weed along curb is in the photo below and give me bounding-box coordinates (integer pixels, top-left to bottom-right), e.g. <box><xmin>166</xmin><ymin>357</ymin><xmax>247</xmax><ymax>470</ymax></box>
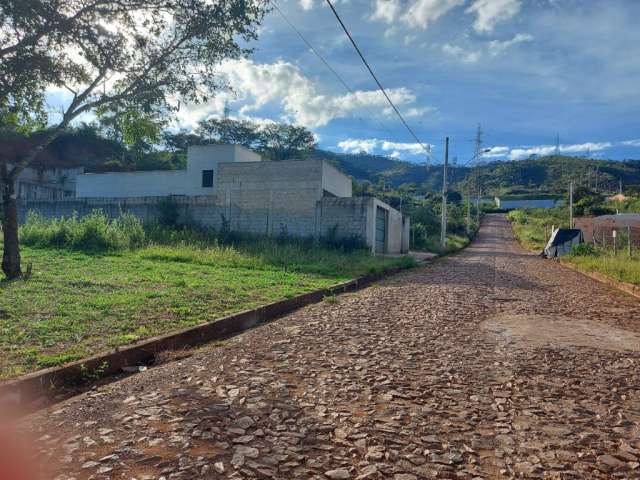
<box><xmin>560</xmin><ymin>260</ymin><xmax>640</xmax><ymax>301</ymax></box>
<box><xmin>0</xmin><ymin>262</ymin><xmax>420</xmax><ymax>407</ymax></box>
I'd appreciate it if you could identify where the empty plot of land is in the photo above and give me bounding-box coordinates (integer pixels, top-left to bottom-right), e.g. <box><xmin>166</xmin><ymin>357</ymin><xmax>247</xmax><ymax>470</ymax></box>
<box><xmin>0</xmin><ymin>242</ymin><xmax>410</xmax><ymax>379</ymax></box>
<box><xmin>22</xmin><ymin>215</ymin><xmax>640</xmax><ymax>479</ymax></box>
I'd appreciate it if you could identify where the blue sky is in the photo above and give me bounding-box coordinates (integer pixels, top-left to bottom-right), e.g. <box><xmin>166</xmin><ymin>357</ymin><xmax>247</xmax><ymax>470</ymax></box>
<box><xmin>47</xmin><ymin>0</ymin><xmax>640</xmax><ymax>164</ymax></box>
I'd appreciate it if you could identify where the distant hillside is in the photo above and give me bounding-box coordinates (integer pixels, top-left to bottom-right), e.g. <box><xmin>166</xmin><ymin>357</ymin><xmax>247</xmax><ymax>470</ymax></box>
<box><xmin>314</xmin><ymin>149</ymin><xmax>640</xmax><ymax>196</ymax></box>
<box><xmin>10</xmin><ymin>126</ymin><xmax>639</xmax><ymax>197</ymax></box>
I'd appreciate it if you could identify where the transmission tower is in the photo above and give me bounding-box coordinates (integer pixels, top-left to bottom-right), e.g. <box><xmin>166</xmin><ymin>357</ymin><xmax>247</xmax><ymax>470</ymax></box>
<box><xmin>474</xmin><ymin>123</ymin><xmax>484</xmax><ymax>165</ymax></box>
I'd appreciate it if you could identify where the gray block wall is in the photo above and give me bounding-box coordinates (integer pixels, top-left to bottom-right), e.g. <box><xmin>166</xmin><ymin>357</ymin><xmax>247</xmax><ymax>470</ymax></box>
<box><xmin>18</xmin><ymin>194</ymin><xmax>409</xmax><ymax>254</ymax></box>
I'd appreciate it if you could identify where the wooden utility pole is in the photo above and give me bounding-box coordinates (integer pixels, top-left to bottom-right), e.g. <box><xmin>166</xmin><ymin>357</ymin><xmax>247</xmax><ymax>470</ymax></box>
<box><xmin>569</xmin><ymin>181</ymin><xmax>574</xmax><ymax>228</ymax></box>
<box><xmin>440</xmin><ymin>136</ymin><xmax>449</xmax><ymax>252</ymax></box>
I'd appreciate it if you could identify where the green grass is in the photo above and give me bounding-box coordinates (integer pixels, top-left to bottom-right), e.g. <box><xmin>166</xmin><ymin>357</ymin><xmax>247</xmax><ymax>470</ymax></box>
<box><xmin>508</xmin><ymin>207</ymin><xmax>640</xmax><ymax>287</ymax></box>
<box><xmin>0</xmin><ymin>240</ymin><xmax>413</xmax><ymax>380</ymax></box>
<box><xmin>563</xmin><ymin>252</ymin><xmax>640</xmax><ymax>287</ymax></box>
<box><xmin>508</xmin><ymin>207</ymin><xmax>569</xmax><ymax>251</ymax></box>
<box><xmin>420</xmin><ymin>233</ymin><xmax>474</xmax><ymax>254</ymax></box>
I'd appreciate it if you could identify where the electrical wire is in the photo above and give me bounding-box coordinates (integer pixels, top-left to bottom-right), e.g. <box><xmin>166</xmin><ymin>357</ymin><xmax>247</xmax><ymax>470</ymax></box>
<box><xmin>323</xmin><ymin>0</ymin><xmax>432</xmax><ymax>163</ymax></box>
<box><xmin>270</xmin><ymin>0</ymin><xmax>401</xmax><ymax>144</ymax></box>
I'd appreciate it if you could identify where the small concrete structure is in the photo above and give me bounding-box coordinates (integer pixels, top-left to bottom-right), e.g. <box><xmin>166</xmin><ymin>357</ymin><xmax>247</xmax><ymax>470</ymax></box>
<box><xmin>34</xmin><ymin>145</ymin><xmax>410</xmax><ymax>254</ymax></box>
<box><xmin>495</xmin><ymin>195</ymin><xmax>563</xmax><ymax>210</ymax></box>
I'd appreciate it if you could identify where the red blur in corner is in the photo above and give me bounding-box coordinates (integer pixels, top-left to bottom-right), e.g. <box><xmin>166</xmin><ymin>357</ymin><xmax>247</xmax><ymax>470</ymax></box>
<box><xmin>0</xmin><ymin>413</ymin><xmax>43</xmax><ymax>480</ymax></box>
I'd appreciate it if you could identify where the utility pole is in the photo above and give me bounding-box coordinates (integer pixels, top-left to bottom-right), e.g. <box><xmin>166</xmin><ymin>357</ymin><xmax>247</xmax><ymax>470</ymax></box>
<box><xmin>476</xmin><ymin>185</ymin><xmax>481</xmax><ymax>227</ymax></box>
<box><xmin>473</xmin><ymin>124</ymin><xmax>483</xmax><ymax>229</ymax></box>
<box><xmin>555</xmin><ymin>133</ymin><xmax>560</xmax><ymax>156</ymax></box>
<box><xmin>569</xmin><ymin>181</ymin><xmax>574</xmax><ymax>228</ymax></box>
<box><xmin>620</xmin><ymin>179</ymin><xmax>623</xmax><ymax>195</ymax></box>
<box><xmin>440</xmin><ymin>136</ymin><xmax>449</xmax><ymax>252</ymax></box>
<box><xmin>466</xmin><ymin>187</ymin><xmax>471</xmax><ymax>235</ymax></box>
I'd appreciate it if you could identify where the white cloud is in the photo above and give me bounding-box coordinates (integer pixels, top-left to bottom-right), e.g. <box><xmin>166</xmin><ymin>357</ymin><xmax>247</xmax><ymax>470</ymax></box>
<box><xmin>299</xmin><ymin>0</ymin><xmax>315</xmax><ymax>10</ymax></box>
<box><xmin>466</xmin><ymin>0</ymin><xmax>522</xmax><ymax>33</ymax></box>
<box><xmin>622</xmin><ymin>139</ymin><xmax>640</xmax><ymax>147</ymax></box>
<box><xmin>337</xmin><ymin>138</ymin><xmax>380</xmax><ymax>154</ymax></box>
<box><xmin>381</xmin><ymin>140</ymin><xmax>426</xmax><ymax>155</ymax></box>
<box><xmin>483</xmin><ymin>142</ymin><xmax>623</xmax><ymax>160</ymax></box>
<box><xmin>484</xmin><ymin>146</ymin><xmax>510</xmax><ymax>157</ymax></box>
<box><xmin>508</xmin><ymin>142</ymin><xmax>612</xmax><ymax>160</ymax></box>
<box><xmin>171</xmin><ymin>59</ymin><xmax>432</xmax><ymax>130</ymax></box>
<box><xmin>337</xmin><ymin>137</ymin><xmax>431</xmax><ymax>156</ymax></box>
<box><xmin>488</xmin><ymin>33</ymin><xmax>533</xmax><ymax>56</ymax></box>
<box><xmin>442</xmin><ymin>43</ymin><xmax>482</xmax><ymax>63</ymax></box>
<box><xmin>370</xmin><ymin>0</ymin><xmax>464</xmax><ymax>30</ymax></box>
<box><xmin>371</xmin><ymin>0</ymin><xmax>402</xmax><ymax>23</ymax></box>
<box><xmin>404</xmin><ymin>0</ymin><xmax>465</xmax><ymax>30</ymax></box>
<box><xmin>219</xmin><ymin>59</ymin><xmax>430</xmax><ymax>128</ymax></box>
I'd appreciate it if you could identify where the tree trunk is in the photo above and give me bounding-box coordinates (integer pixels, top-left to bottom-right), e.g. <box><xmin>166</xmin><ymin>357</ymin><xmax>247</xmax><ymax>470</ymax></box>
<box><xmin>1</xmin><ymin>185</ymin><xmax>21</xmax><ymax>279</ymax></box>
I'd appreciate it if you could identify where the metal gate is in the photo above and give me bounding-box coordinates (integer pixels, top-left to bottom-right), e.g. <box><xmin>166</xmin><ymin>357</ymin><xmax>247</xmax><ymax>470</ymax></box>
<box><xmin>375</xmin><ymin>206</ymin><xmax>387</xmax><ymax>254</ymax></box>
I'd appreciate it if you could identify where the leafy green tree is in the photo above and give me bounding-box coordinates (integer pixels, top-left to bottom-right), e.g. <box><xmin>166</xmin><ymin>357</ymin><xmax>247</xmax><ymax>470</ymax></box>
<box><xmin>258</xmin><ymin>123</ymin><xmax>316</xmax><ymax>160</ymax></box>
<box><xmin>196</xmin><ymin>117</ymin><xmax>316</xmax><ymax>160</ymax></box>
<box><xmin>0</xmin><ymin>0</ymin><xmax>268</xmax><ymax>279</ymax></box>
<box><xmin>163</xmin><ymin>131</ymin><xmax>206</xmax><ymax>153</ymax></box>
<box><xmin>197</xmin><ymin>118</ymin><xmax>261</xmax><ymax>148</ymax></box>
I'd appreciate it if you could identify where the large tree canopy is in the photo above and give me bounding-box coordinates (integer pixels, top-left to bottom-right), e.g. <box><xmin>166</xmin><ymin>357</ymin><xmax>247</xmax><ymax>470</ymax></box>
<box><xmin>197</xmin><ymin>118</ymin><xmax>317</xmax><ymax>160</ymax></box>
<box><xmin>0</xmin><ymin>0</ymin><xmax>269</xmax><ymax>278</ymax></box>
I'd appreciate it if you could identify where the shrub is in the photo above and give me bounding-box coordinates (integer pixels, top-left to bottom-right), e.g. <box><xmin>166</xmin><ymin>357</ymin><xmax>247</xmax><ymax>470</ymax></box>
<box><xmin>21</xmin><ymin>211</ymin><xmax>146</xmax><ymax>252</ymax></box>
<box><xmin>570</xmin><ymin>243</ymin><xmax>599</xmax><ymax>257</ymax></box>
<box><xmin>158</xmin><ymin>197</ymin><xmax>181</xmax><ymax>227</ymax></box>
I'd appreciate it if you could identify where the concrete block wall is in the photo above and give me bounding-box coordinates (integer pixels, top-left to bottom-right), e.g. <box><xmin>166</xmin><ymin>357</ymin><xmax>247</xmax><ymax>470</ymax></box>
<box><xmin>17</xmin><ymin>193</ymin><xmax>409</xmax><ymax>254</ymax></box>
<box><xmin>318</xmin><ymin>197</ymin><xmax>369</xmax><ymax>240</ymax></box>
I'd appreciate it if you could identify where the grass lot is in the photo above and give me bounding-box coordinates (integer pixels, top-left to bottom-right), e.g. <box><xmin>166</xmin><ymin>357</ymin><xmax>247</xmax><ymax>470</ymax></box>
<box><xmin>421</xmin><ymin>232</ymin><xmax>475</xmax><ymax>254</ymax></box>
<box><xmin>508</xmin><ymin>207</ymin><xmax>569</xmax><ymax>251</ymax></box>
<box><xmin>1</xmin><ymin>221</ymin><xmax>414</xmax><ymax>380</ymax></box>
<box><xmin>563</xmin><ymin>252</ymin><xmax>640</xmax><ymax>286</ymax></box>
<box><xmin>508</xmin><ymin>208</ymin><xmax>640</xmax><ymax>287</ymax></box>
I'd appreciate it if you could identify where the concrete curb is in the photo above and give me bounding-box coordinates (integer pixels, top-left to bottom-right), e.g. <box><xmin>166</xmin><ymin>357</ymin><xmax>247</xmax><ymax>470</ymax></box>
<box><xmin>0</xmin><ymin>263</ymin><xmax>419</xmax><ymax>406</ymax></box>
<box><xmin>559</xmin><ymin>260</ymin><xmax>640</xmax><ymax>301</ymax></box>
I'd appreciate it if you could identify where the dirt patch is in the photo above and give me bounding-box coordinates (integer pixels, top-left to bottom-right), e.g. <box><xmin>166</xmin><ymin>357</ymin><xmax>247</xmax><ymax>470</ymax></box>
<box><xmin>482</xmin><ymin>313</ymin><xmax>640</xmax><ymax>352</ymax></box>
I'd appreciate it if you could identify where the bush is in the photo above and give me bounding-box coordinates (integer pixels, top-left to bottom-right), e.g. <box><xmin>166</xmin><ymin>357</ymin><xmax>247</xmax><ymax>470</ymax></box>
<box><xmin>570</xmin><ymin>243</ymin><xmax>599</xmax><ymax>257</ymax></box>
<box><xmin>158</xmin><ymin>197</ymin><xmax>181</xmax><ymax>227</ymax></box>
<box><xmin>21</xmin><ymin>211</ymin><xmax>146</xmax><ymax>252</ymax></box>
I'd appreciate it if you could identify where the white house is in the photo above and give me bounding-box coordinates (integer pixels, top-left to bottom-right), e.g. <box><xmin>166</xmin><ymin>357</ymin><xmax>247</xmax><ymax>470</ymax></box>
<box><xmin>76</xmin><ymin>144</ymin><xmax>262</xmax><ymax>198</ymax></box>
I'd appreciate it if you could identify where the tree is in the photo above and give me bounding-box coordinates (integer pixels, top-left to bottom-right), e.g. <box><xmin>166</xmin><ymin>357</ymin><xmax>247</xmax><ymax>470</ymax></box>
<box><xmin>197</xmin><ymin>118</ymin><xmax>261</xmax><ymax>149</ymax></box>
<box><xmin>259</xmin><ymin>123</ymin><xmax>316</xmax><ymax>160</ymax></box>
<box><xmin>196</xmin><ymin>117</ymin><xmax>316</xmax><ymax>160</ymax></box>
<box><xmin>0</xmin><ymin>0</ymin><xmax>269</xmax><ymax>279</ymax></box>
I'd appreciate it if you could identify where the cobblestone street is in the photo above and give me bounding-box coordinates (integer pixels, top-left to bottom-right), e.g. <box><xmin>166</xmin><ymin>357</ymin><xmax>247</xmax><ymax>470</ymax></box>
<box><xmin>26</xmin><ymin>214</ymin><xmax>640</xmax><ymax>479</ymax></box>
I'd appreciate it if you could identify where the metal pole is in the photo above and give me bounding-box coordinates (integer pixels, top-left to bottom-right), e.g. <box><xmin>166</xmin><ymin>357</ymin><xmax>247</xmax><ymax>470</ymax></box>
<box><xmin>628</xmin><ymin>225</ymin><xmax>632</xmax><ymax>257</ymax></box>
<box><xmin>569</xmin><ymin>181</ymin><xmax>574</xmax><ymax>228</ymax></box>
<box><xmin>440</xmin><ymin>136</ymin><xmax>449</xmax><ymax>252</ymax></box>
<box><xmin>466</xmin><ymin>190</ymin><xmax>471</xmax><ymax>235</ymax></box>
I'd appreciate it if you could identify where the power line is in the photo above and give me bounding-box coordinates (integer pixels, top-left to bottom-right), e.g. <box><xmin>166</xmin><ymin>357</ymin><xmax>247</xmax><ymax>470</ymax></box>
<box><xmin>323</xmin><ymin>0</ymin><xmax>432</xmax><ymax>162</ymax></box>
<box><xmin>270</xmin><ymin>1</ymin><xmax>400</xmax><ymax>144</ymax></box>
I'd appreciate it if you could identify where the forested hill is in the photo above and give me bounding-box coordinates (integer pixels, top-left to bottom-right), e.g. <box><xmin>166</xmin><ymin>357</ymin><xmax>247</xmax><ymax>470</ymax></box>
<box><xmin>315</xmin><ymin>149</ymin><xmax>640</xmax><ymax>195</ymax></box>
<box><xmin>9</xmin><ymin>125</ymin><xmax>640</xmax><ymax>196</ymax></box>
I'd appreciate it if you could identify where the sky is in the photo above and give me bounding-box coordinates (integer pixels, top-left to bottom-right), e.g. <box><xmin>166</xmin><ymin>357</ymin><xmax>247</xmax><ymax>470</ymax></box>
<box><xmin>46</xmin><ymin>0</ymin><xmax>640</xmax><ymax>164</ymax></box>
